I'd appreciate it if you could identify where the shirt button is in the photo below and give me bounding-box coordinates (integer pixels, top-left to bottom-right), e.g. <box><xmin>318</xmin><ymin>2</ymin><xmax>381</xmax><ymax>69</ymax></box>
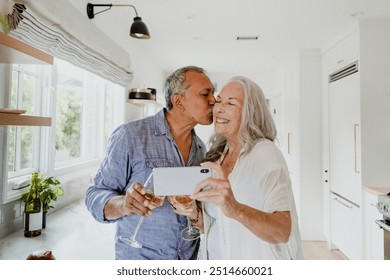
<box><xmin>178</xmin><ymin>249</ymin><xmax>182</xmax><ymax>253</ymax></box>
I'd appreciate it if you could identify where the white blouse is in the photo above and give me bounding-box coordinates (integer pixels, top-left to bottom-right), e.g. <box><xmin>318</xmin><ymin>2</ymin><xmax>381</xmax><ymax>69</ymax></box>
<box><xmin>200</xmin><ymin>139</ymin><xmax>304</xmax><ymax>260</ymax></box>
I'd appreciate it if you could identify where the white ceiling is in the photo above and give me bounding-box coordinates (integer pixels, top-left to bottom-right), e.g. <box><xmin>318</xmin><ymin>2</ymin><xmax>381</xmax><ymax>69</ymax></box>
<box><xmin>78</xmin><ymin>0</ymin><xmax>390</xmax><ymax>79</ymax></box>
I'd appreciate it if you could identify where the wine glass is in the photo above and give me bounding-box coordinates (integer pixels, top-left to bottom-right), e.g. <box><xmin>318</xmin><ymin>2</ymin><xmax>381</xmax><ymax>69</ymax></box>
<box><xmin>119</xmin><ymin>173</ymin><xmax>165</xmax><ymax>248</ymax></box>
<box><xmin>170</xmin><ymin>195</ymin><xmax>201</xmax><ymax>241</ymax></box>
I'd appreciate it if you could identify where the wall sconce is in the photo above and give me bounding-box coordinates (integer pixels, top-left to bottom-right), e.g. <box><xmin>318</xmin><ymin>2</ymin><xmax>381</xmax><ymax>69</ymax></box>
<box><xmin>86</xmin><ymin>3</ymin><xmax>150</xmax><ymax>39</ymax></box>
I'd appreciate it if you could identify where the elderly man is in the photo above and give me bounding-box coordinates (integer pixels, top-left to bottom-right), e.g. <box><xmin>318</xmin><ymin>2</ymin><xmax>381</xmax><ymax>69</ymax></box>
<box><xmin>85</xmin><ymin>66</ymin><xmax>215</xmax><ymax>259</ymax></box>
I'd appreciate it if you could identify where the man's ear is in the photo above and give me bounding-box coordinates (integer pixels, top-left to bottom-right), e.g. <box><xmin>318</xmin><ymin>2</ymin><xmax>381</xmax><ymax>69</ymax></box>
<box><xmin>171</xmin><ymin>94</ymin><xmax>185</xmax><ymax>111</ymax></box>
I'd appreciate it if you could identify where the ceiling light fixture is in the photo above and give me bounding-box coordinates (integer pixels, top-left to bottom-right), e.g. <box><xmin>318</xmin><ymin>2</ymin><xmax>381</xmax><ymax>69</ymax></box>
<box><xmin>86</xmin><ymin>3</ymin><xmax>150</xmax><ymax>39</ymax></box>
<box><xmin>351</xmin><ymin>11</ymin><xmax>365</xmax><ymax>19</ymax></box>
<box><xmin>236</xmin><ymin>36</ymin><xmax>259</xmax><ymax>40</ymax></box>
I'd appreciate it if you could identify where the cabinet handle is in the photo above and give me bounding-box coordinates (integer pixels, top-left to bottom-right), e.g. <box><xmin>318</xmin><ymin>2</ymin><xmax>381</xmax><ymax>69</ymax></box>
<box><xmin>354</xmin><ymin>124</ymin><xmax>360</xmax><ymax>173</ymax></box>
<box><xmin>333</xmin><ymin>197</ymin><xmax>353</xmax><ymax>209</ymax></box>
<box><xmin>288</xmin><ymin>132</ymin><xmax>292</xmax><ymax>155</ymax></box>
<box><xmin>375</xmin><ymin>220</ymin><xmax>390</xmax><ymax>232</ymax></box>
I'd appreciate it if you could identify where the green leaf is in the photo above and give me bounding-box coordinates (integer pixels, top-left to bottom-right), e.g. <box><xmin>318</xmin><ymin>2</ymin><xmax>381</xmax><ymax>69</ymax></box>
<box><xmin>0</xmin><ymin>15</ymin><xmax>10</xmax><ymax>34</ymax></box>
<box><xmin>20</xmin><ymin>172</ymin><xmax>64</xmax><ymax>212</ymax></box>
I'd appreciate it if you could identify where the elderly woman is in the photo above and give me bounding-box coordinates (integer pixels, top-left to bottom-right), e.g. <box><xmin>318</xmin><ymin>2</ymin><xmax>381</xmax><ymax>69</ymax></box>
<box><xmin>191</xmin><ymin>76</ymin><xmax>303</xmax><ymax>259</ymax></box>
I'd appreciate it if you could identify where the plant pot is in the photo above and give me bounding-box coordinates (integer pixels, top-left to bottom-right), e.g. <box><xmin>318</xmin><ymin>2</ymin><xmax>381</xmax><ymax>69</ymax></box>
<box><xmin>42</xmin><ymin>211</ymin><xmax>47</xmax><ymax>229</ymax></box>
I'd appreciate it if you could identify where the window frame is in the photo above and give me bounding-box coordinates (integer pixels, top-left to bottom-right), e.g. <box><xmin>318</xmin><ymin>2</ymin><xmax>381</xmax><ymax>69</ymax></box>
<box><xmin>2</xmin><ymin>58</ymin><xmax>126</xmax><ymax>204</ymax></box>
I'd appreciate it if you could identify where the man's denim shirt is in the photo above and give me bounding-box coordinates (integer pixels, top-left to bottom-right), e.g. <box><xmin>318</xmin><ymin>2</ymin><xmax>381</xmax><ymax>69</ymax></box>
<box><xmin>85</xmin><ymin>108</ymin><xmax>206</xmax><ymax>259</ymax></box>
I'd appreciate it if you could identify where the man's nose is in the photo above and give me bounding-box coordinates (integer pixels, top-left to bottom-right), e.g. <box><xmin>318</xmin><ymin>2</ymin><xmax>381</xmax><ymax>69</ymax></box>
<box><xmin>209</xmin><ymin>94</ymin><xmax>216</xmax><ymax>104</ymax></box>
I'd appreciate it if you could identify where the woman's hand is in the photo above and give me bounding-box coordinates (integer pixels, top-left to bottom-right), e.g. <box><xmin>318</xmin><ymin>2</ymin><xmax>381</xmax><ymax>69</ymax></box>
<box><xmin>167</xmin><ymin>196</ymin><xmax>199</xmax><ymax>220</ymax></box>
<box><xmin>191</xmin><ymin>161</ymin><xmax>242</xmax><ymax>219</ymax></box>
<box><xmin>191</xmin><ymin>162</ymin><xmax>292</xmax><ymax>244</ymax></box>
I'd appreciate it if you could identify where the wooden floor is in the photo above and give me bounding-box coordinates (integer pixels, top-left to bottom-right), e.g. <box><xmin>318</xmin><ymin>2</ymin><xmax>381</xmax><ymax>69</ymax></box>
<box><xmin>302</xmin><ymin>241</ymin><xmax>347</xmax><ymax>260</ymax></box>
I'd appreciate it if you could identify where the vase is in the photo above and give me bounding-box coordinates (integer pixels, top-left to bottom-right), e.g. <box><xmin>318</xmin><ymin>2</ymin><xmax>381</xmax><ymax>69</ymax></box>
<box><xmin>42</xmin><ymin>211</ymin><xmax>47</xmax><ymax>229</ymax></box>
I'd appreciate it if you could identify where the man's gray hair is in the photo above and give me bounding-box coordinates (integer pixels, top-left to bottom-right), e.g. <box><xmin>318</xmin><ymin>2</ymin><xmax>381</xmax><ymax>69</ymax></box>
<box><xmin>164</xmin><ymin>66</ymin><xmax>206</xmax><ymax>110</ymax></box>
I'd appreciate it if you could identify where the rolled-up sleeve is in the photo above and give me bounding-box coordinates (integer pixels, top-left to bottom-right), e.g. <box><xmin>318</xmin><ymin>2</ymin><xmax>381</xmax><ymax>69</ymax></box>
<box><xmin>85</xmin><ymin>125</ymin><xmax>130</xmax><ymax>223</ymax></box>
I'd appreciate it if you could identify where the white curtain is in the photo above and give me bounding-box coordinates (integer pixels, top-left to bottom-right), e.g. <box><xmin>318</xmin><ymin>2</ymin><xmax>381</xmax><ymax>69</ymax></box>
<box><xmin>11</xmin><ymin>0</ymin><xmax>133</xmax><ymax>87</ymax></box>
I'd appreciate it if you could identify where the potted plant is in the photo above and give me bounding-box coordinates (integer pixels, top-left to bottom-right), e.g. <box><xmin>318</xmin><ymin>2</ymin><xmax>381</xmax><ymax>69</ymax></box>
<box><xmin>39</xmin><ymin>175</ymin><xmax>64</xmax><ymax>228</ymax></box>
<box><xmin>21</xmin><ymin>172</ymin><xmax>64</xmax><ymax>231</ymax></box>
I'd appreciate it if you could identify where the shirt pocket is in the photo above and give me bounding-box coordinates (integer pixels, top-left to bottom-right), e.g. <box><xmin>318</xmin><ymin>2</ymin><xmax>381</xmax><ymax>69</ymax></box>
<box><xmin>144</xmin><ymin>159</ymin><xmax>175</xmax><ymax>188</ymax></box>
<box><xmin>145</xmin><ymin>158</ymin><xmax>175</xmax><ymax>169</ymax></box>
<box><xmin>126</xmin><ymin>159</ymin><xmax>175</xmax><ymax>190</ymax></box>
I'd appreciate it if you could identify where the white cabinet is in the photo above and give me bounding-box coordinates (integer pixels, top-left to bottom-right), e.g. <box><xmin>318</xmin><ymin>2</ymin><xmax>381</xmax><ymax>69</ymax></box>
<box><xmin>329</xmin><ymin>70</ymin><xmax>361</xmax><ymax>205</ymax></box>
<box><xmin>364</xmin><ymin>191</ymin><xmax>384</xmax><ymax>260</ymax></box>
<box><xmin>322</xmin><ymin>19</ymin><xmax>390</xmax><ymax>259</ymax></box>
<box><xmin>326</xmin><ymin>30</ymin><xmax>359</xmax><ymax>72</ymax></box>
<box><xmin>331</xmin><ymin>193</ymin><xmax>362</xmax><ymax>259</ymax></box>
<box><xmin>328</xmin><ymin>69</ymin><xmax>362</xmax><ymax>259</ymax></box>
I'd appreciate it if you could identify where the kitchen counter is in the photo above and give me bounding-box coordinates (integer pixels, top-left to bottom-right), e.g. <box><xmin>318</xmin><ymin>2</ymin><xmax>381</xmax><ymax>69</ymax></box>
<box><xmin>0</xmin><ymin>199</ymin><xmax>115</xmax><ymax>260</ymax></box>
<box><xmin>365</xmin><ymin>186</ymin><xmax>390</xmax><ymax>196</ymax></box>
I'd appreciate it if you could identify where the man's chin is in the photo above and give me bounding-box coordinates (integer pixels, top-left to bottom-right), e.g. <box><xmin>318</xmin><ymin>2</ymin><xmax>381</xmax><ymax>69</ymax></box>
<box><xmin>200</xmin><ymin>118</ymin><xmax>214</xmax><ymax>125</ymax></box>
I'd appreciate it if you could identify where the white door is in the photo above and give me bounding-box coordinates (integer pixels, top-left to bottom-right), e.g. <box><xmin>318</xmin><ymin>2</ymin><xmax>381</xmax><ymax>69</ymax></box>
<box><xmin>329</xmin><ymin>72</ymin><xmax>361</xmax><ymax>206</ymax></box>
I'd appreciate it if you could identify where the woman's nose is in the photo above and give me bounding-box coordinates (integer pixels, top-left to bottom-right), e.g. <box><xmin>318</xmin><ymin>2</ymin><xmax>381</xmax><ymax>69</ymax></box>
<box><xmin>214</xmin><ymin>103</ymin><xmax>224</xmax><ymax>114</ymax></box>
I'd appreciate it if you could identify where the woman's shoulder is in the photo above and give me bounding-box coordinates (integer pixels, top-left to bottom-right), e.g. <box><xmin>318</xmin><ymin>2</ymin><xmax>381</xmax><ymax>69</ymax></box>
<box><xmin>246</xmin><ymin>139</ymin><xmax>287</xmax><ymax>168</ymax></box>
<box><xmin>251</xmin><ymin>139</ymin><xmax>279</xmax><ymax>154</ymax></box>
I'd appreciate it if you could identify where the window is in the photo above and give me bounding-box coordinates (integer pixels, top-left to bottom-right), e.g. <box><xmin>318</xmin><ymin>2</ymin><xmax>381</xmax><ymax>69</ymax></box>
<box><xmin>7</xmin><ymin>64</ymin><xmax>48</xmax><ymax>180</ymax></box>
<box><xmin>4</xmin><ymin>58</ymin><xmax>125</xmax><ymax>203</ymax></box>
<box><xmin>54</xmin><ymin>59</ymin><xmax>97</xmax><ymax>166</ymax></box>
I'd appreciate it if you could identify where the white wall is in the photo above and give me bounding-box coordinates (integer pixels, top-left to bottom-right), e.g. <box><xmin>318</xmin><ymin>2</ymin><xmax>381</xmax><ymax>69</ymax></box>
<box><xmin>275</xmin><ymin>50</ymin><xmax>323</xmax><ymax>241</ymax></box>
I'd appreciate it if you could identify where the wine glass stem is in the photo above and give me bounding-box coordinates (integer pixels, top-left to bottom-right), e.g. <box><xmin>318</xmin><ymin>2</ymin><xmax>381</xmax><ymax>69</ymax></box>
<box><xmin>131</xmin><ymin>216</ymin><xmax>145</xmax><ymax>241</ymax></box>
<box><xmin>186</xmin><ymin>216</ymin><xmax>193</xmax><ymax>233</ymax></box>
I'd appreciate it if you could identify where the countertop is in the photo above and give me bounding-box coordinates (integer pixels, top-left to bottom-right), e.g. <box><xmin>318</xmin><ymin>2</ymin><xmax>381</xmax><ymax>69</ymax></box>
<box><xmin>0</xmin><ymin>199</ymin><xmax>115</xmax><ymax>260</ymax></box>
<box><xmin>365</xmin><ymin>186</ymin><xmax>390</xmax><ymax>196</ymax></box>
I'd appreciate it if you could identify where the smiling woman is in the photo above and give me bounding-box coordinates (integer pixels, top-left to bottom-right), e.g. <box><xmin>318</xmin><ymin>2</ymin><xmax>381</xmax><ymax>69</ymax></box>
<box><xmin>194</xmin><ymin>76</ymin><xmax>303</xmax><ymax>260</ymax></box>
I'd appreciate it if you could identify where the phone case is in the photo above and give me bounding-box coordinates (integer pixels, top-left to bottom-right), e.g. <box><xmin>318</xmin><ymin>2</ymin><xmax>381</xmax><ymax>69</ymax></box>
<box><xmin>153</xmin><ymin>166</ymin><xmax>211</xmax><ymax>196</ymax></box>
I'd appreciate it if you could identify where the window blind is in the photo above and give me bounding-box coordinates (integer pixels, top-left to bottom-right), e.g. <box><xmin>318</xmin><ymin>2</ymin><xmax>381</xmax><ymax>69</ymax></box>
<box><xmin>10</xmin><ymin>0</ymin><xmax>133</xmax><ymax>87</ymax></box>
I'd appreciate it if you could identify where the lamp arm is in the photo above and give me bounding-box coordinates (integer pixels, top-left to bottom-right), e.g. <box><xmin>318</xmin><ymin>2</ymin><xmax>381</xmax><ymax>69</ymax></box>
<box><xmin>112</xmin><ymin>4</ymin><xmax>139</xmax><ymax>17</ymax></box>
<box><xmin>87</xmin><ymin>3</ymin><xmax>113</xmax><ymax>19</ymax></box>
<box><xmin>87</xmin><ymin>3</ymin><xmax>139</xmax><ymax>18</ymax></box>
<box><xmin>93</xmin><ymin>6</ymin><xmax>113</xmax><ymax>17</ymax></box>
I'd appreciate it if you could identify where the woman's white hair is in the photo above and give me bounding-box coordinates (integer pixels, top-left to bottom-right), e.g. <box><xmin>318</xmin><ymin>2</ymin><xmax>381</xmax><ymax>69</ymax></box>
<box><xmin>204</xmin><ymin>76</ymin><xmax>277</xmax><ymax>162</ymax></box>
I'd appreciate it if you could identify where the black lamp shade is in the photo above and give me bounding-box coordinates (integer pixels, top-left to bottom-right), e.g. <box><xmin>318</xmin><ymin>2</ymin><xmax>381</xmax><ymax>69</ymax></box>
<box><xmin>129</xmin><ymin>88</ymin><xmax>153</xmax><ymax>100</ymax></box>
<box><xmin>130</xmin><ymin>17</ymin><xmax>150</xmax><ymax>39</ymax></box>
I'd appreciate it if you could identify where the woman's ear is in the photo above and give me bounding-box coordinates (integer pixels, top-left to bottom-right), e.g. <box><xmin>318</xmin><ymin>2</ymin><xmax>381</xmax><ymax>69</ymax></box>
<box><xmin>171</xmin><ymin>94</ymin><xmax>185</xmax><ymax>111</ymax></box>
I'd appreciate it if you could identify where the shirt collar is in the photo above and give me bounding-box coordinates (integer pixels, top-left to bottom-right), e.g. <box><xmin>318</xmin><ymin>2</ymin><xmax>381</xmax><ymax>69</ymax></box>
<box><xmin>152</xmin><ymin>108</ymin><xmax>202</xmax><ymax>149</ymax></box>
<box><xmin>152</xmin><ymin>108</ymin><xmax>169</xmax><ymax>136</ymax></box>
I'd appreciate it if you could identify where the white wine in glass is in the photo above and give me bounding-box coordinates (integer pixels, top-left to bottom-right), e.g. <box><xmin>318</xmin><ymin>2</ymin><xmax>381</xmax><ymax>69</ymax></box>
<box><xmin>119</xmin><ymin>173</ymin><xmax>165</xmax><ymax>248</ymax></box>
<box><xmin>171</xmin><ymin>195</ymin><xmax>201</xmax><ymax>241</ymax></box>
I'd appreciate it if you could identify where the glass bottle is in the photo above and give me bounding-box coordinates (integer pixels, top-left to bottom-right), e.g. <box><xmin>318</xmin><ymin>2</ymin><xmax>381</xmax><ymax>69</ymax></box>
<box><xmin>24</xmin><ymin>172</ymin><xmax>42</xmax><ymax>237</ymax></box>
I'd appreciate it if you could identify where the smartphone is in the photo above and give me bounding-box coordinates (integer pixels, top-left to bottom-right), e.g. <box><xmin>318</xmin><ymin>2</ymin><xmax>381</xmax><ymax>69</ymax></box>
<box><xmin>153</xmin><ymin>166</ymin><xmax>211</xmax><ymax>196</ymax></box>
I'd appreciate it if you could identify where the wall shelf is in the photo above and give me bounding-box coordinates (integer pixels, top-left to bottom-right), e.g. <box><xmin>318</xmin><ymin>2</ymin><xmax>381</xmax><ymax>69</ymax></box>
<box><xmin>0</xmin><ymin>113</ymin><xmax>51</xmax><ymax>126</ymax></box>
<box><xmin>0</xmin><ymin>32</ymin><xmax>53</xmax><ymax>126</ymax></box>
<box><xmin>0</xmin><ymin>32</ymin><xmax>53</xmax><ymax>65</ymax></box>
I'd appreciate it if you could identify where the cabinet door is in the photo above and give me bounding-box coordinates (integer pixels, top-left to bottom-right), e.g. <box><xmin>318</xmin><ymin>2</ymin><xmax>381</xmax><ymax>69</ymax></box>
<box><xmin>331</xmin><ymin>193</ymin><xmax>362</xmax><ymax>259</ymax></box>
<box><xmin>329</xmin><ymin>72</ymin><xmax>361</xmax><ymax>205</ymax></box>
<box><xmin>364</xmin><ymin>192</ymin><xmax>384</xmax><ymax>259</ymax></box>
